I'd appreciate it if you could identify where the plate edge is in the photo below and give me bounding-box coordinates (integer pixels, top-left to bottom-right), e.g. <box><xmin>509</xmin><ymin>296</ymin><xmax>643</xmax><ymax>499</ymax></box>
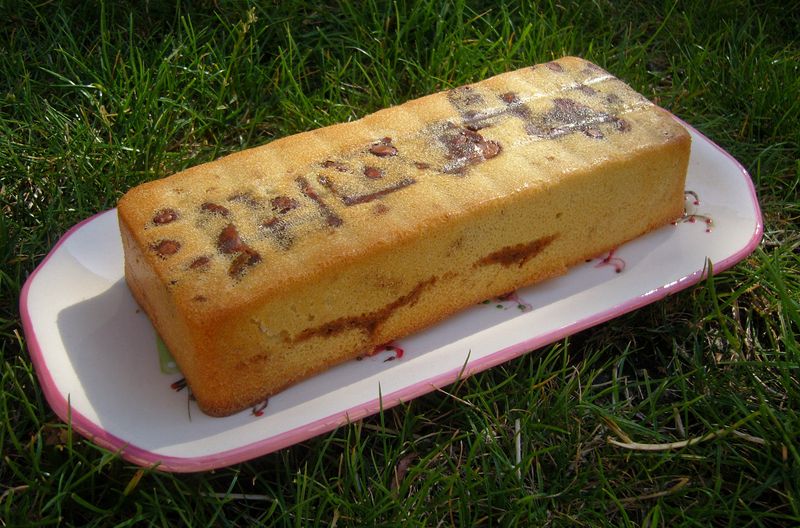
<box><xmin>18</xmin><ymin>121</ymin><xmax>765</xmax><ymax>472</ymax></box>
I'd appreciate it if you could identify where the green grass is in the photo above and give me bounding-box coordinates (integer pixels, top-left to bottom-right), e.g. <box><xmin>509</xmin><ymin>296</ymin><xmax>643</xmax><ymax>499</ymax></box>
<box><xmin>2</xmin><ymin>0</ymin><xmax>798</xmax><ymax>525</ymax></box>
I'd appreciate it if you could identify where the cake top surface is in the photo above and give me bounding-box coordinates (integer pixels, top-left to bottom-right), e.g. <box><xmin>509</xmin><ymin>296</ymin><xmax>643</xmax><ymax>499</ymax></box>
<box><xmin>118</xmin><ymin>56</ymin><xmax>688</xmax><ymax>314</ymax></box>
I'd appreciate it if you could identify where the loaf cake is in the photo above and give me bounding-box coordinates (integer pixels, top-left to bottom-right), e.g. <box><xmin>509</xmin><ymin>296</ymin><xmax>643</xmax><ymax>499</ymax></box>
<box><xmin>118</xmin><ymin>56</ymin><xmax>690</xmax><ymax>416</ymax></box>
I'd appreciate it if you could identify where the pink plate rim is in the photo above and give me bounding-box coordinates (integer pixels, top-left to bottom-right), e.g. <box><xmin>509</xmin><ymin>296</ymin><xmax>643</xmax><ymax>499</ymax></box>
<box><xmin>19</xmin><ymin>121</ymin><xmax>764</xmax><ymax>472</ymax></box>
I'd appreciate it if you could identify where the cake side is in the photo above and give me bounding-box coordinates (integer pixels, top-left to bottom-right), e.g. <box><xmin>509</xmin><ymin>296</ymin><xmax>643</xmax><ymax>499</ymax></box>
<box><xmin>118</xmin><ymin>56</ymin><xmax>690</xmax><ymax>415</ymax></box>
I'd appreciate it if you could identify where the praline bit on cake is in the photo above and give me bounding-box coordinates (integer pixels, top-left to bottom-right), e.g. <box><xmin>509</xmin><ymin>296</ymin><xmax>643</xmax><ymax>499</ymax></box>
<box><xmin>364</xmin><ymin>166</ymin><xmax>384</xmax><ymax>180</ymax></box>
<box><xmin>228</xmin><ymin>192</ymin><xmax>260</xmax><ymax>208</ymax></box>
<box><xmin>152</xmin><ymin>208</ymin><xmax>179</xmax><ymax>225</ymax></box>
<box><xmin>201</xmin><ymin>202</ymin><xmax>230</xmax><ymax>216</ymax></box>
<box><xmin>545</xmin><ymin>61</ymin><xmax>564</xmax><ymax>72</ymax></box>
<box><xmin>613</xmin><ymin>117</ymin><xmax>632</xmax><ymax>132</ymax></box>
<box><xmin>117</xmin><ymin>56</ymin><xmax>690</xmax><ymax>416</ymax></box>
<box><xmin>229</xmin><ymin>248</ymin><xmax>261</xmax><ymax>278</ymax></box>
<box><xmin>369</xmin><ymin>143</ymin><xmax>398</xmax><ymax>157</ymax></box>
<box><xmin>151</xmin><ymin>239</ymin><xmax>180</xmax><ymax>257</ymax></box>
<box><xmin>440</xmin><ymin>126</ymin><xmax>503</xmax><ymax>174</ymax></box>
<box><xmin>217</xmin><ymin>224</ymin><xmax>245</xmax><ymax>254</ymax></box>
<box><xmin>189</xmin><ymin>256</ymin><xmax>210</xmax><ymax>270</ymax></box>
<box><xmin>583</xmin><ymin>127</ymin><xmax>604</xmax><ymax>139</ymax></box>
<box><xmin>322</xmin><ymin>160</ymin><xmax>349</xmax><ymax>171</ymax></box>
<box><xmin>262</xmin><ymin>217</ymin><xmax>293</xmax><ymax>249</ymax></box>
<box><xmin>500</xmin><ymin>92</ymin><xmax>518</xmax><ymax>104</ymax></box>
<box><xmin>270</xmin><ymin>195</ymin><xmax>299</xmax><ymax>214</ymax></box>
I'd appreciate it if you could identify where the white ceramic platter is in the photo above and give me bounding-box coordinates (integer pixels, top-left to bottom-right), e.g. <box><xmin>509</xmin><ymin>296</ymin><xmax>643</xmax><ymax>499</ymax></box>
<box><xmin>20</xmin><ymin>122</ymin><xmax>763</xmax><ymax>472</ymax></box>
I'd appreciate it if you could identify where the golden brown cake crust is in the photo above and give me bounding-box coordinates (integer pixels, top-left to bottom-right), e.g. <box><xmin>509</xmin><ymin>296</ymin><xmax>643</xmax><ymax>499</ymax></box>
<box><xmin>118</xmin><ymin>56</ymin><xmax>690</xmax><ymax>416</ymax></box>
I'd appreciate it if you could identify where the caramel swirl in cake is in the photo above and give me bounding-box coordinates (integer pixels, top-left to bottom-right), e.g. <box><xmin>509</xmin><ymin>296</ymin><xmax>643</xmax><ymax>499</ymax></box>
<box><xmin>524</xmin><ymin>97</ymin><xmax>632</xmax><ymax>140</ymax></box>
<box><xmin>475</xmin><ymin>235</ymin><xmax>558</xmax><ymax>269</ymax></box>
<box><xmin>297</xmin><ymin>176</ymin><xmax>343</xmax><ymax>228</ymax></box>
<box><xmin>292</xmin><ymin>277</ymin><xmax>438</xmax><ymax>343</ymax></box>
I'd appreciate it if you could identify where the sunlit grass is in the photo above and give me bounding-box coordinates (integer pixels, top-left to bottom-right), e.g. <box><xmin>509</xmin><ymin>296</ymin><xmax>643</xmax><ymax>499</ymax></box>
<box><xmin>1</xmin><ymin>0</ymin><xmax>798</xmax><ymax>525</ymax></box>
